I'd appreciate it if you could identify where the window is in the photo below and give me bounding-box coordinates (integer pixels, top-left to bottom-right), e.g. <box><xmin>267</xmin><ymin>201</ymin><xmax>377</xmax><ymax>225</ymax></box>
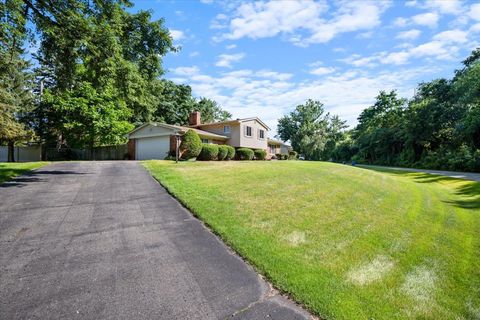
<box><xmin>223</xmin><ymin>125</ymin><xmax>230</xmax><ymax>134</ymax></box>
<box><xmin>258</xmin><ymin>129</ymin><xmax>265</xmax><ymax>139</ymax></box>
<box><xmin>201</xmin><ymin>139</ymin><xmax>209</xmax><ymax>144</ymax></box>
<box><xmin>245</xmin><ymin>126</ymin><xmax>252</xmax><ymax>137</ymax></box>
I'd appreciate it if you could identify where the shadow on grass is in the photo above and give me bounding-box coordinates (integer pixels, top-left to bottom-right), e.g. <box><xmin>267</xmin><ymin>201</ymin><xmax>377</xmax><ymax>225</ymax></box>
<box><xmin>358</xmin><ymin>166</ymin><xmax>480</xmax><ymax>210</ymax></box>
<box><xmin>0</xmin><ymin>168</ymin><xmax>88</xmax><ymax>188</ymax></box>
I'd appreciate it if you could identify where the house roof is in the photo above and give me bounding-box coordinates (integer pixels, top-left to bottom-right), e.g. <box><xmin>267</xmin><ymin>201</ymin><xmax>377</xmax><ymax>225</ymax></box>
<box><xmin>191</xmin><ymin>117</ymin><xmax>271</xmax><ymax>131</ymax></box>
<box><xmin>128</xmin><ymin>122</ymin><xmax>228</xmax><ymax>140</ymax></box>
<box><xmin>267</xmin><ymin>138</ymin><xmax>291</xmax><ymax>147</ymax></box>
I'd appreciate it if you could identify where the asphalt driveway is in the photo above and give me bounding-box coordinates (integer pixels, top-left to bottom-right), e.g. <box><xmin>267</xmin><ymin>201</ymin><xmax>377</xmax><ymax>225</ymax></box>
<box><xmin>0</xmin><ymin>161</ymin><xmax>309</xmax><ymax>320</ymax></box>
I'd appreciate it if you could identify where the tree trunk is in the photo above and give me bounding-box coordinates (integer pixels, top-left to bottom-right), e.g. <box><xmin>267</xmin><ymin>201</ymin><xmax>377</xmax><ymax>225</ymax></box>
<box><xmin>7</xmin><ymin>142</ymin><xmax>15</xmax><ymax>162</ymax></box>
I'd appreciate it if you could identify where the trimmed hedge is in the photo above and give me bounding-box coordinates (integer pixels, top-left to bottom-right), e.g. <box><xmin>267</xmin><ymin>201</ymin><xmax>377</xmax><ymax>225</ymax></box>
<box><xmin>180</xmin><ymin>130</ymin><xmax>202</xmax><ymax>160</ymax></box>
<box><xmin>198</xmin><ymin>143</ymin><xmax>219</xmax><ymax>161</ymax></box>
<box><xmin>226</xmin><ymin>146</ymin><xmax>235</xmax><ymax>160</ymax></box>
<box><xmin>289</xmin><ymin>150</ymin><xmax>298</xmax><ymax>160</ymax></box>
<box><xmin>236</xmin><ymin>148</ymin><xmax>254</xmax><ymax>160</ymax></box>
<box><xmin>254</xmin><ymin>149</ymin><xmax>267</xmax><ymax>160</ymax></box>
<box><xmin>275</xmin><ymin>153</ymin><xmax>282</xmax><ymax>159</ymax></box>
<box><xmin>217</xmin><ymin>145</ymin><xmax>228</xmax><ymax>160</ymax></box>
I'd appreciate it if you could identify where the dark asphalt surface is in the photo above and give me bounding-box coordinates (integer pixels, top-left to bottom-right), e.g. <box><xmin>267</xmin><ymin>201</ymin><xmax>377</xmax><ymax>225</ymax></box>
<box><xmin>0</xmin><ymin>161</ymin><xmax>310</xmax><ymax>320</ymax></box>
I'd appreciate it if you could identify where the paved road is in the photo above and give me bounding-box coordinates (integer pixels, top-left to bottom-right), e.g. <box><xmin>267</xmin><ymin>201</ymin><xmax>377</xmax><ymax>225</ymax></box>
<box><xmin>0</xmin><ymin>161</ymin><xmax>310</xmax><ymax>320</ymax></box>
<box><xmin>360</xmin><ymin>165</ymin><xmax>480</xmax><ymax>182</ymax></box>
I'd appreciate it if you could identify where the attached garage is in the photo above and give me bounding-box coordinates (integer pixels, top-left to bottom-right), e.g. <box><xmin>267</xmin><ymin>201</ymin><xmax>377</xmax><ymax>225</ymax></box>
<box><xmin>135</xmin><ymin>136</ymin><xmax>170</xmax><ymax>160</ymax></box>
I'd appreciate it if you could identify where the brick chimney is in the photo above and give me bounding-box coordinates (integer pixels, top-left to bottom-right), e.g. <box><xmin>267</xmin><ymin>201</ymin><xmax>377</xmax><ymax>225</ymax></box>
<box><xmin>189</xmin><ymin>111</ymin><xmax>201</xmax><ymax>126</ymax></box>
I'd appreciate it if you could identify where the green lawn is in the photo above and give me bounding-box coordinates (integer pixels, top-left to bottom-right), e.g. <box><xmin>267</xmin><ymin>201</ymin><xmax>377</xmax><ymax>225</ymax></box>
<box><xmin>0</xmin><ymin>162</ymin><xmax>49</xmax><ymax>184</ymax></box>
<box><xmin>143</xmin><ymin>160</ymin><xmax>480</xmax><ymax>320</ymax></box>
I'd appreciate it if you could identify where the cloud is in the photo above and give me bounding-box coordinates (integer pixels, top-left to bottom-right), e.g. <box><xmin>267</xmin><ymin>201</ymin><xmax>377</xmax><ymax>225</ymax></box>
<box><xmin>412</xmin><ymin>0</ymin><xmax>463</xmax><ymax>15</ymax></box>
<box><xmin>394</xmin><ymin>17</ymin><xmax>409</xmax><ymax>27</ymax></box>
<box><xmin>396</xmin><ymin>29</ymin><xmax>421</xmax><ymax>40</ymax></box>
<box><xmin>169</xmin><ymin>29</ymin><xmax>185</xmax><ymax>41</ymax></box>
<box><xmin>469</xmin><ymin>3</ymin><xmax>480</xmax><ymax>21</ymax></box>
<box><xmin>215</xmin><ymin>53</ymin><xmax>245</xmax><ymax>68</ymax></box>
<box><xmin>169</xmin><ymin>64</ymin><xmax>435</xmax><ymax>132</ymax></box>
<box><xmin>189</xmin><ymin>51</ymin><xmax>200</xmax><ymax>57</ymax></box>
<box><xmin>172</xmin><ymin>66</ymin><xmax>200</xmax><ymax>77</ymax></box>
<box><xmin>215</xmin><ymin>1</ymin><xmax>390</xmax><ymax>46</ymax></box>
<box><xmin>226</xmin><ymin>44</ymin><xmax>237</xmax><ymax>49</ymax></box>
<box><xmin>310</xmin><ymin>67</ymin><xmax>335</xmax><ymax>76</ymax></box>
<box><xmin>412</xmin><ymin>12</ymin><xmax>439</xmax><ymax>28</ymax></box>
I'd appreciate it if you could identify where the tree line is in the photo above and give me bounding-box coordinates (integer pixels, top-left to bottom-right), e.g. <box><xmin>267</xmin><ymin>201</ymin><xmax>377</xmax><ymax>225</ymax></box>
<box><xmin>0</xmin><ymin>0</ymin><xmax>231</xmax><ymax>161</ymax></box>
<box><xmin>278</xmin><ymin>48</ymin><xmax>480</xmax><ymax>172</ymax></box>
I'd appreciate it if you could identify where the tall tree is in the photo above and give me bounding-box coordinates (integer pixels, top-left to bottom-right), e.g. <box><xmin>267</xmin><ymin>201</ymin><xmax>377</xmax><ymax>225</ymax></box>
<box><xmin>0</xmin><ymin>0</ymin><xmax>35</xmax><ymax>161</ymax></box>
<box><xmin>278</xmin><ymin>99</ymin><xmax>345</xmax><ymax>160</ymax></box>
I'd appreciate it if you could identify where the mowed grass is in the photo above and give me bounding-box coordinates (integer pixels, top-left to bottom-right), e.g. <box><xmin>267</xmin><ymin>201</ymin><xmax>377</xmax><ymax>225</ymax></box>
<box><xmin>143</xmin><ymin>160</ymin><xmax>480</xmax><ymax>320</ymax></box>
<box><xmin>0</xmin><ymin>162</ymin><xmax>49</xmax><ymax>184</ymax></box>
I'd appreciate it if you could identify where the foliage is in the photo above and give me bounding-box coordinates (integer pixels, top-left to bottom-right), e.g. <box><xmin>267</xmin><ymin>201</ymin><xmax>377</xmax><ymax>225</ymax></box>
<box><xmin>346</xmin><ymin>48</ymin><xmax>480</xmax><ymax>171</ymax></box>
<box><xmin>0</xmin><ymin>0</ymin><xmax>36</xmax><ymax>161</ymax></box>
<box><xmin>278</xmin><ymin>99</ymin><xmax>347</xmax><ymax>161</ymax></box>
<box><xmin>217</xmin><ymin>145</ymin><xmax>228</xmax><ymax>160</ymax></box>
<box><xmin>42</xmin><ymin>83</ymin><xmax>133</xmax><ymax>151</ymax></box>
<box><xmin>198</xmin><ymin>143</ymin><xmax>218</xmax><ymax>161</ymax></box>
<box><xmin>288</xmin><ymin>150</ymin><xmax>298</xmax><ymax>160</ymax></box>
<box><xmin>180</xmin><ymin>129</ymin><xmax>202</xmax><ymax>160</ymax></box>
<box><xmin>225</xmin><ymin>145</ymin><xmax>235</xmax><ymax>160</ymax></box>
<box><xmin>144</xmin><ymin>160</ymin><xmax>480</xmax><ymax>319</ymax></box>
<box><xmin>253</xmin><ymin>149</ymin><xmax>267</xmax><ymax>160</ymax></box>
<box><xmin>236</xmin><ymin>148</ymin><xmax>254</xmax><ymax>160</ymax></box>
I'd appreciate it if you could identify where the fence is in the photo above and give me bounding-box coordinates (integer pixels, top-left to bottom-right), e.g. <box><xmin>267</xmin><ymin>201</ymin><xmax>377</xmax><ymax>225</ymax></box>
<box><xmin>45</xmin><ymin>144</ymin><xmax>128</xmax><ymax>161</ymax></box>
<box><xmin>0</xmin><ymin>145</ymin><xmax>42</xmax><ymax>162</ymax></box>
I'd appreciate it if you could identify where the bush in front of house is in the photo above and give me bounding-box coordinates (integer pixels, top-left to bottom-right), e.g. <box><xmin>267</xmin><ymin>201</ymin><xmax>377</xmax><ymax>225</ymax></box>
<box><xmin>236</xmin><ymin>148</ymin><xmax>254</xmax><ymax>160</ymax></box>
<box><xmin>254</xmin><ymin>149</ymin><xmax>267</xmax><ymax>160</ymax></box>
<box><xmin>289</xmin><ymin>151</ymin><xmax>298</xmax><ymax>160</ymax></box>
<box><xmin>217</xmin><ymin>145</ymin><xmax>228</xmax><ymax>160</ymax></box>
<box><xmin>180</xmin><ymin>129</ymin><xmax>202</xmax><ymax>160</ymax></box>
<box><xmin>198</xmin><ymin>143</ymin><xmax>219</xmax><ymax>160</ymax></box>
<box><xmin>225</xmin><ymin>146</ymin><xmax>235</xmax><ymax>160</ymax></box>
<box><xmin>275</xmin><ymin>153</ymin><xmax>283</xmax><ymax>160</ymax></box>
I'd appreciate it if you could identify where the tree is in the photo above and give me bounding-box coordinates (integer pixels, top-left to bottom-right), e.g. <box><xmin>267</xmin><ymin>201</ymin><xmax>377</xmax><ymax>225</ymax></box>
<box><xmin>278</xmin><ymin>99</ymin><xmax>346</xmax><ymax>160</ymax></box>
<box><xmin>195</xmin><ymin>97</ymin><xmax>232</xmax><ymax>124</ymax></box>
<box><xmin>0</xmin><ymin>0</ymin><xmax>35</xmax><ymax>161</ymax></box>
<box><xmin>43</xmin><ymin>82</ymin><xmax>133</xmax><ymax>157</ymax></box>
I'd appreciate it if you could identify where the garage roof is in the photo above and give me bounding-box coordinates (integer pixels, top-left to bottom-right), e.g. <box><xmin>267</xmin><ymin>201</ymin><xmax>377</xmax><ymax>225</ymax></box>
<box><xmin>128</xmin><ymin>122</ymin><xmax>228</xmax><ymax>140</ymax></box>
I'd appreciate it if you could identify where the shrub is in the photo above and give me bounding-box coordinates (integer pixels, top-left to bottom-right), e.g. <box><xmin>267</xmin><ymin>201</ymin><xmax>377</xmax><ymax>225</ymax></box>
<box><xmin>275</xmin><ymin>153</ymin><xmax>282</xmax><ymax>160</ymax></box>
<box><xmin>180</xmin><ymin>130</ymin><xmax>202</xmax><ymax>160</ymax></box>
<box><xmin>254</xmin><ymin>149</ymin><xmax>267</xmax><ymax>160</ymax></box>
<box><xmin>236</xmin><ymin>148</ymin><xmax>254</xmax><ymax>160</ymax></box>
<box><xmin>225</xmin><ymin>145</ymin><xmax>235</xmax><ymax>160</ymax></box>
<box><xmin>288</xmin><ymin>150</ymin><xmax>298</xmax><ymax>160</ymax></box>
<box><xmin>282</xmin><ymin>154</ymin><xmax>288</xmax><ymax>160</ymax></box>
<box><xmin>198</xmin><ymin>143</ymin><xmax>219</xmax><ymax>161</ymax></box>
<box><xmin>217</xmin><ymin>145</ymin><xmax>228</xmax><ymax>160</ymax></box>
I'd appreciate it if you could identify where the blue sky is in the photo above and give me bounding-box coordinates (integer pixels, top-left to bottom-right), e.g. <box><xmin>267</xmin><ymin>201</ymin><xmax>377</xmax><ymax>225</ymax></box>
<box><xmin>132</xmin><ymin>0</ymin><xmax>480</xmax><ymax>133</ymax></box>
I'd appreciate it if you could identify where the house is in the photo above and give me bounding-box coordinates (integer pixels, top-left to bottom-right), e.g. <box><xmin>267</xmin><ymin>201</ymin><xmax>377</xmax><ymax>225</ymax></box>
<box><xmin>127</xmin><ymin>112</ymin><xmax>278</xmax><ymax>160</ymax></box>
<box><xmin>267</xmin><ymin>139</ymin><xmax>292</xmax><ymax>158</ymax></box>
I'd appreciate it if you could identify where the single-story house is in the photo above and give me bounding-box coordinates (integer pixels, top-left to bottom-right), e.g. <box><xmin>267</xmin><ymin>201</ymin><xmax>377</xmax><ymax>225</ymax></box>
<box><xmin>127</xmin><ymin>112</ymin><xmax>291</xmax><ymax>160</ymax></box>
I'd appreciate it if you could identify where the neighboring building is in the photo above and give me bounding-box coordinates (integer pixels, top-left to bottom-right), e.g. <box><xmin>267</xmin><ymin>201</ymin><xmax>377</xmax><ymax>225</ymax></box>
<box><xmin>267</xmin><ymin>139</ymin><xmax>292</xmax><ymax>158</ymax></box>
<box><xmin>127</xmin><ymin>112</ymin><xmax>282</xmax><ymax>160</ymax></box>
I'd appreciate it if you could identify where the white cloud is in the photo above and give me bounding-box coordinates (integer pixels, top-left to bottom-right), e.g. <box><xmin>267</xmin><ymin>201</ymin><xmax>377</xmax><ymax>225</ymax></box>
<box><xmin>169</xmin><ymin>65</ymin><xmax>434</xmax><ymax>132</ymax></box>
<box><xmin>432</xmin><ymin>29</ymin><xmax>468</xmax><ymax>43</ymax></box>
<box><xmin>424</xmin><ymin>0</ymin><xmax>463</xmax><ymax>14</ymax></box>
<box><xmin>200</xmin><ymin>0</ymin><xmax>214</xmax><ymax>4</ymax></box>
<box><xmin>469</xmin><ymin>3</ymin><xmax>480</xmax><ymax>21</ymax></box>
<box><xmin>169</xmin><ymin>29</ymin><xmax>185</xmax><ymax>41</ymax></box>
<box><xmin>215</xmin><ymin>53</ymin><xmax>245</xmax><ymax>68</ymax></box>
<box><xmin>215</xmin><ymin>1</ymin><xmax>390</xmax><ymax>46</ymax></box>
<box><xmin>412</xmin><ymin>12</ymin><xmax>439</xmax><ymax>28</ymax></box>
<box><xmin>172</xmin><ymin>66</ymin><xmax>200</xmax><ymax>77</ymax></box>
<box><xmin>189</xmin><ymin>51</ymin><xmax>200</xmax><ymax>57</ymax></box>
<box><xmin>226</xmin><ymin>44</ymin><xmax>237</xmax><ymax>50</ymax></box>
<box><xmin>310</xmin><ymin>67</ymin><xmax>335</xmax><ymax>76</ymax></box>
<box><xmin>396</xmin><ymin>29</ymin><xmax>421</xmax><ymax>40</ymax></box>
<box><xmin>394</xmin><ymin>17</ymin><xmax>409</xmax><ymax>27</ymax></box>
